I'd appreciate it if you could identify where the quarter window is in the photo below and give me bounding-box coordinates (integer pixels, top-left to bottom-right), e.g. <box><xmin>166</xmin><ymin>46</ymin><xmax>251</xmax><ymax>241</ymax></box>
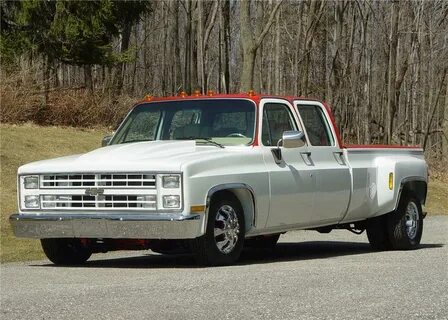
<box><xmin>297</xmin><ymin>105</ymin><xmax>334</xmax><ymax>146</ymax></box>
<box><xmin>262</xmin><ymin>103</ymin><xmax>297</xmax><ymax>146</ymax></box>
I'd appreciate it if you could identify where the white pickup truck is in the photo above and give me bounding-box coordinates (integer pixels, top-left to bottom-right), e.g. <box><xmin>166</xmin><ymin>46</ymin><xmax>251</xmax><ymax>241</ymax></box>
<box><xmin>10</xmin><ymin>93</ymin><xmax>428</xmax><ymax>266</ymax></box>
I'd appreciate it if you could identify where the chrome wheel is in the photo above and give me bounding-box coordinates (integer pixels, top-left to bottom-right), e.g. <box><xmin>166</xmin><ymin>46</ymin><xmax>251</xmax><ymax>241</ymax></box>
<box><xmin>405</xmin><ymin>201</ymin><xmax>419</xmax><ymax>240</ymax></box>
<box><xmin>214</xmin><ymin>204</ymin><xmax>240</xmax><ymax>254</ymax></box>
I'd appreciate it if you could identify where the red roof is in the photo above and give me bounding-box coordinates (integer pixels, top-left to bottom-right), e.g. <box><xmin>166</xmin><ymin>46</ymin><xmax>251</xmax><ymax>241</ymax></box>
<box><xmin>137</xmin><ymin>92</ymin><xmax>321</xmax><ymax>105</ymax></box>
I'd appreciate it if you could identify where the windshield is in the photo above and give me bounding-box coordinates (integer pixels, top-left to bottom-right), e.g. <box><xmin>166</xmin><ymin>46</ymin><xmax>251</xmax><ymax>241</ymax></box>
<box><xmin>110</xmin><ymin>99</ymin><xmax>256</xmax><ymax>146</ymax></box>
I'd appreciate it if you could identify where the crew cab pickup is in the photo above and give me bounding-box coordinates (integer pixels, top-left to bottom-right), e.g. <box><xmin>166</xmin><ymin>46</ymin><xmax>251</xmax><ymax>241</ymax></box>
<box><xmin>10</xmin><ymin>93</ymin><xmax>428</xmax><ymax>266</ymax></box>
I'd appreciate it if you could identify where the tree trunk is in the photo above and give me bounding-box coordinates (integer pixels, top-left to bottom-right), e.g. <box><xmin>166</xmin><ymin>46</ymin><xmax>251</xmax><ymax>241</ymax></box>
<box><xmin>116</xmin><ymin>22</ymin><xmax>132</xmax><ymax>96</ymax></box>
<box><xmin>173</xmin><ymin>0</ymin><xmax>182</xmax><ymax>93</ymax></box>
<box><xmin>84</xmin><ymin>64</ymin><xmax>93</xmax><ymax>93</ymax></box>
<box><xmin>386</xmin><ymin>0</ymin><xmax>400</xmax><ymax>144</ymax></box>
<box><xmin>240</xmin><ymin>48</ymin><xmax>257</xmax><ymax>92</ymax></box>
<box><xmin>223</xmin><ymin>0</ymin><xmax>231</xmax><ymax>93</ymax></box>
<box><xmin>239</xmin><ymin>0</ymin><xmax>283</xmax><ymax>92</ymax></box>
<box><xmin>197</xmin><ymin>0</ymin><xmax>205</xmax><ymax>93</ymax></box>
<box><xmin>274</xmin><ymin>8</ymin><xmax>281</xmax><ymax>94</ymax></box>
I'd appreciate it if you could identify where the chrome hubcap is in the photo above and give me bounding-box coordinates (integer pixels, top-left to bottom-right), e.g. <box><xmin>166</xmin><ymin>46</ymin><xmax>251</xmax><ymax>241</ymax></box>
<box><xmin>405</xmin><ymin>201</ymin><xmax>419</xmax><ymax>240</ymax></box>
<box><xmin>214</xmin><ymin>204</ymin><xmax>240</xmax><ymax>254</ymax></box>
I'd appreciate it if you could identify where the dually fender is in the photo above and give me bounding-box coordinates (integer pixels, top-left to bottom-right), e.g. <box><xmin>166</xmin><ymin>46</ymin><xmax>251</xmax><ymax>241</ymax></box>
<box><xmin>394</xmin><ymin>176</ymin><xmax>428</xmax><ymax>212</ymax></box>
<box><xmin>205</xmin><ymin>183</ymin><xmax>257</xmax><ymax>234</ymax></box>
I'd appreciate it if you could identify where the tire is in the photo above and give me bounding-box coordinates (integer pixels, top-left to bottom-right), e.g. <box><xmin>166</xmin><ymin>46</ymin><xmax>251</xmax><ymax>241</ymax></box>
<box><xmin>192</xmin><ymin>193</ymin><xmax>245</xmax><ymax>266</ymax></box>
<box><xmin>387</xmin><ymin>194</ymin><xmax>423</xmax><ymax>250</ymax></box>
<box><xmin>366</xmin><ymin>193</ymin><xmax>423</xmax><ymax>251</ymax></box>
<box><xmin>41</xmin><ymin>238</ymin><xmax>92</xmax><ymax>265</ymax></box>
<box><xmin>245</xmin><ymin>234</ymin><xmax>280</xmax><ymax>248</ymax></box>
<box><xmin>366</xmin><ymin>214</ymin><xmax>392</xmax><ymax>250</ymax></box>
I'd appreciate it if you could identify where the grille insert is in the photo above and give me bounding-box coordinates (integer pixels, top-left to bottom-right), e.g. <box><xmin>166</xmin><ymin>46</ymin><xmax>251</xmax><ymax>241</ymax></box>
<box><xmin>41</xmin><ymin>194</ymin><xmax>157</xmax><ymax>210</ymax></box>
<box><xmin>40</xmin><ymin>173</ymin><xmax>156</xmax><ymax>189</ymax></box>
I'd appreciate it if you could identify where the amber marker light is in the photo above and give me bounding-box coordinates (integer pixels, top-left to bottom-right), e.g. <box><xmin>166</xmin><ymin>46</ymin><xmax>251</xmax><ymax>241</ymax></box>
<box><xmin>207</xmin><ymin>90</ymin><xmax>214</xmax><ymax>96</ymax></box>
<box><xmin>193</xmin><ymin>90</ymin><xmax>201</xmax><ymax>97</ymax></box>
<box><xmin>190</xmin><ymin>205</ymin><xmax>206</xmax><ymax>213</ymax></box>
<box><xmin>247</xmin><ymin>89</ymin><xmax>256</xmax><ymax>97</ymax></box>
<box><xmin>389</xmin><ymin>172</ymin><xmax>394</xmax><ymax>190</ymax></box>
<box><xmin>144</xmin><ymin>95</ymin><xmax>152</xmax><ymax>101</ymax></box>
<box><xmin>179</xmin><ymin>91</ymin><xmax>187</xmax><ymax>97</ymax></box>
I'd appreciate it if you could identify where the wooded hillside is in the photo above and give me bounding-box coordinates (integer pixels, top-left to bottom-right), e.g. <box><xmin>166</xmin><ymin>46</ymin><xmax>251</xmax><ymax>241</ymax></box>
<box><xmin>1</xmin><ymin>0</ymin><xmax>447</xmax><ymax>159</ymax></box>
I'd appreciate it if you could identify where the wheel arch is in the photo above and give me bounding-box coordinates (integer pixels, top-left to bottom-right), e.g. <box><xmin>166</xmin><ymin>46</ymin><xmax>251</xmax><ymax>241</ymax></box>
<box><xmin>395</xmin><ymin>177</ymin><xmax>427</xmax><ymax>210</ymax></box>
<box><xmin>205</xmin><ymin>183</ymin><xmax>256</xmax><ymax>233</ymax></box>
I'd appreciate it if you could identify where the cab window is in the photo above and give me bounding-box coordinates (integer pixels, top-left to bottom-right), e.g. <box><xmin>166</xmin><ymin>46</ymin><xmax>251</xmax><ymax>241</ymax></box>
<box><xmin>262</xmin><ymin>103</ymin><xmax>297</xmax><ymax>146</ymax></box>
<box><xmin>297</xmin><ymin>105</ymin><xmax>334</xmax><ymax>146</ymax></box>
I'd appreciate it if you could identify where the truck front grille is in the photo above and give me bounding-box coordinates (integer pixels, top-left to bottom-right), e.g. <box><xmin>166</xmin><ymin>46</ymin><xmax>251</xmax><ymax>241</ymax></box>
<box><xmin>40</xmin><ymin>173</ymin><xmax>156</xmax><ymax>189</ymax></box>
<box><xmin>37</xmin><ymin>173</ymin><xmax>158</xmax><ymax>211</ymax></box>
<box><xmin>40</xmin><ymin>194</ymin><xmax>157</xmax><ymax>210</ymax></box>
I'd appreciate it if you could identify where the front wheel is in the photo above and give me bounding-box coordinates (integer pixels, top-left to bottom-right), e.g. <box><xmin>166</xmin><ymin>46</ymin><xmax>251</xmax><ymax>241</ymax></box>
<box><xmin>41</xmin><ymin>238</ymin><xmax>92</xmax><ymax>265</ymax></box>
<box><xmin>192</xmin><ymin>193</ymin><xmax>245</xmax><ymax>266</ymax></box>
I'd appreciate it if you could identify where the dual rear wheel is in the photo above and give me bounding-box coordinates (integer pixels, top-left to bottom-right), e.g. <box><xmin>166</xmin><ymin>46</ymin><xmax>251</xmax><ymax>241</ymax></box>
<box><xmin>367</xmin><ymin>193</ymin><xmax>423</xmax><ymax>250</ymax></box>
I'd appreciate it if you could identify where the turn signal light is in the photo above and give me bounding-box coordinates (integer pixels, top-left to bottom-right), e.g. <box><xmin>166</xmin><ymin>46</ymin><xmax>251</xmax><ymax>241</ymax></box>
<box><xmin>190</xmin><ymin>205</ymin><xmax>206</xmax><ymax>213</ymax></box>
<box><xmin>389</xmin><ymin>172</ymin><xmax>394</xmax><ymax>190</ymax></box>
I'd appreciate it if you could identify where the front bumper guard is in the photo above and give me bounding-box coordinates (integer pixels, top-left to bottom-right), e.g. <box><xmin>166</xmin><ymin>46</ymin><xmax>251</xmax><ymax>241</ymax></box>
<box><xmin>9</xmin><ymin>213</ymin><xmax>204</xmax><ymax>239</ymax></box>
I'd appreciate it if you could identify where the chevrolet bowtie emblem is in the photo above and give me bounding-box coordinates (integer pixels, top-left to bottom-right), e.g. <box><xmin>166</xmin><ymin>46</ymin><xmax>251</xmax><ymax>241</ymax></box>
<box><xmin>84</xmin><ymin>188</ymin><xmax>105</xmax><ymax>196</ymax></box>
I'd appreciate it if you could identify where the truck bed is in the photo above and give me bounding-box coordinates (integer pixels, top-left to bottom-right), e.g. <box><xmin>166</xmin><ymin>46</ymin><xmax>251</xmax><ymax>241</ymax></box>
<box><xmin>341</xmin><ymin>146</ymin><xmax>426</xmax><ymax>224</ymax></box>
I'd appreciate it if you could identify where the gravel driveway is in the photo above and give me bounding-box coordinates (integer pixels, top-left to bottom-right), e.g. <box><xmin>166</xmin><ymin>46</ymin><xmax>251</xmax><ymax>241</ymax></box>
<box><xmin>1</xmin><ymin>216</ymin><xmax>447</xmax><ymax>320</ymax></box>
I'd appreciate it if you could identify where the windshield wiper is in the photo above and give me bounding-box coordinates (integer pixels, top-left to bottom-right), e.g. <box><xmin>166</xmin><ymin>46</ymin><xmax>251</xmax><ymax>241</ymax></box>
<box><xmin>121</xmin><ymin>139</ymin><xmax>153</xmax><ymax>144</ymax></box>
<box><xmin>178</xmin><ymin>137</ymin><xmax>225</xmax><ymax>148</ymax></box>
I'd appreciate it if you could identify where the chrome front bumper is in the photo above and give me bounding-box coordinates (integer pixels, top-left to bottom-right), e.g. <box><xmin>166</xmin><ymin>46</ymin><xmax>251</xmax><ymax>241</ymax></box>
<box><xmin>9</xmin><ymin>212</ymin><xmax>204</xmax><ymax>239</ymax></box>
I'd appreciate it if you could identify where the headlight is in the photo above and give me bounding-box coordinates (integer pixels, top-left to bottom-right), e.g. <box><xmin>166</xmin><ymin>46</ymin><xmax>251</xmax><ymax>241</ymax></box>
<box><xmin>24</xmin><ymin>176</ymin><xmax>39</xmax><ymax>189</ymax></box>
<box><xmin>162</xmin><ymin>175</ymin><xmax>180</xmax><ymax>188</ymax></box>
<box><xmin>163</xmin><ymin>195</ymin><xmax>180</xmax><ymax>208</ymax></box>
<box><xmin>24</xmin><ymin>195</ymin><xmax>40</xmax><ymax>208</ymax></box>
<box><xmin>42</xmin><ymin>195</ymin><xmax>57</xmax><ymax>208</ymax></box>
<box><xmin>136</xmin><ymin>195</ymin><xmax>156</xmax><ymax>209</ymax></box>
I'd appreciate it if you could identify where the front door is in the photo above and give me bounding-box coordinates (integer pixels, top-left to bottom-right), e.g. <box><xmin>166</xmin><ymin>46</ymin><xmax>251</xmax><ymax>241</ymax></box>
<box><xmin>260</xmin><ymin>99</ymin><xmax>316</xmax><ymax>229</ymax></box>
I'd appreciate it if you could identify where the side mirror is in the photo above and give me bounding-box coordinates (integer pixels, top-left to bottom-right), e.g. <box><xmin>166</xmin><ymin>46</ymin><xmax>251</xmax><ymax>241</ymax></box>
<box><xmin>281</xmin><ymin>130</ymin><xmax>306</xmax><ymax>148</ymax></box>
<box><xmin>102</xmin><ymin>134</ymin><xmax>113</xmax><ymax>147</ymax></box>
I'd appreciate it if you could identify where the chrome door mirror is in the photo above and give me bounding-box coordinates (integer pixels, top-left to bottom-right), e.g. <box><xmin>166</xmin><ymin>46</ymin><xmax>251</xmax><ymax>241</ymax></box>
<box><xmin>102</xmin><ymin>134</ymin><xmax>113</xmax><ymax>147</ymax></box>
<box><xmin>281</xmin><ymin>130</ymin><xmax>306</xmax><ymax>148</ymax></box>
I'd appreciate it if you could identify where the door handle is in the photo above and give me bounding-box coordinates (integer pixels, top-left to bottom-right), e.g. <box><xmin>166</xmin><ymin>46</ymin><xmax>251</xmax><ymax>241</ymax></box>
<box><xmin>300</xmin><ymin>152</ymin><xmax>313</xmax><ymax>166</ymax></box>
<box><xmin>333</xmin><ymin>151</ymin><xmax>346</xmax><ymax>165</ymax></box>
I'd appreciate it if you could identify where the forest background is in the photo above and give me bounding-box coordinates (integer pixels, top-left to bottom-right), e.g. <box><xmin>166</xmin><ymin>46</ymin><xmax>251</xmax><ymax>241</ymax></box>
<box><xmin>1</xmin><ymin>0</ymin><xmax>447</xmax><ymax>156</ymax></box>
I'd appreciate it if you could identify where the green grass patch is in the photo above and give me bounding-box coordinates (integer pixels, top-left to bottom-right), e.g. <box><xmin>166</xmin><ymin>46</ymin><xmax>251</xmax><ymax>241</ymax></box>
<box><xmin>1</xmin><ymin>123</ymin><xmax>108</xmax><ymax>262</ymax></box>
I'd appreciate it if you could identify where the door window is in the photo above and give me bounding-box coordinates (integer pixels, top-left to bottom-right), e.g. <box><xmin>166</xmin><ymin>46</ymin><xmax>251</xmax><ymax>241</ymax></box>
<box><xmin>297</xmin><ymin>105</ymin><xmax>334</xmax><ymax>146</ymax></box>
<box><xmin>262</xmin><ymin>103</ymin><xmax>297</xmax><ymax>146</ymax></box>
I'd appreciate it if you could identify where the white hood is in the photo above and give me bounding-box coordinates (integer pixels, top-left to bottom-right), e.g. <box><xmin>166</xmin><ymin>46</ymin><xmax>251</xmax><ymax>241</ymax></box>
<box><xmin>18</xmin><ymin>140</ymin><xmax>228</xmax><ymax>174</ymax></box>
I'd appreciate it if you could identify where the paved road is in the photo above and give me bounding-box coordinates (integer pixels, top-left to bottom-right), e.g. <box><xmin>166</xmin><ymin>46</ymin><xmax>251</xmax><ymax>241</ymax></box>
<box><xmin>1</xmin><ymin>216</ymin><xmax>447</xmax><ymax>320</ymax></box>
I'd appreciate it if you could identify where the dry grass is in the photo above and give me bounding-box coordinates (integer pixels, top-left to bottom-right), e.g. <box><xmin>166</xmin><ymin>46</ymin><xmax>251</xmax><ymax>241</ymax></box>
<box><xmin>426</xmin><ymin>179</ymin><xmax>448</xmax><ymax>215</ymax></box>
<box><xmin>0</xmin><ymin>69</ymin><xmax>136</xmax><ymax>127</ymax></box>
<box><xmin>0</xmin><ymin>123</ymin><xmax>108</xmax><ymax>262</ymax></box>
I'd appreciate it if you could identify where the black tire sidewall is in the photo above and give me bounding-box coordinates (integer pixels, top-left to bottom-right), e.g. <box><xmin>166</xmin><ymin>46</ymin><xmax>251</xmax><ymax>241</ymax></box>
<box><xmin>198</xmin><ymin>195</ymin><xmax>246</xmax><ymax>266</ymax></box>
<box><xmin>388</xmin><ymin>194</ymin><xmax>423</xmax><ymax>249</ymax></box>
<box><xmin>41</xmin><ymin>238</ymin><xmax>92</xmax><ymax>265</ymax></box>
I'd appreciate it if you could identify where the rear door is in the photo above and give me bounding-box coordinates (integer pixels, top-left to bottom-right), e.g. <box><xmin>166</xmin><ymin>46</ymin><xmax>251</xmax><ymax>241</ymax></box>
<box><xmin>294</xmin><ymin>100</ymin><xmax>351</xmax><ymax>224</ymax></box>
